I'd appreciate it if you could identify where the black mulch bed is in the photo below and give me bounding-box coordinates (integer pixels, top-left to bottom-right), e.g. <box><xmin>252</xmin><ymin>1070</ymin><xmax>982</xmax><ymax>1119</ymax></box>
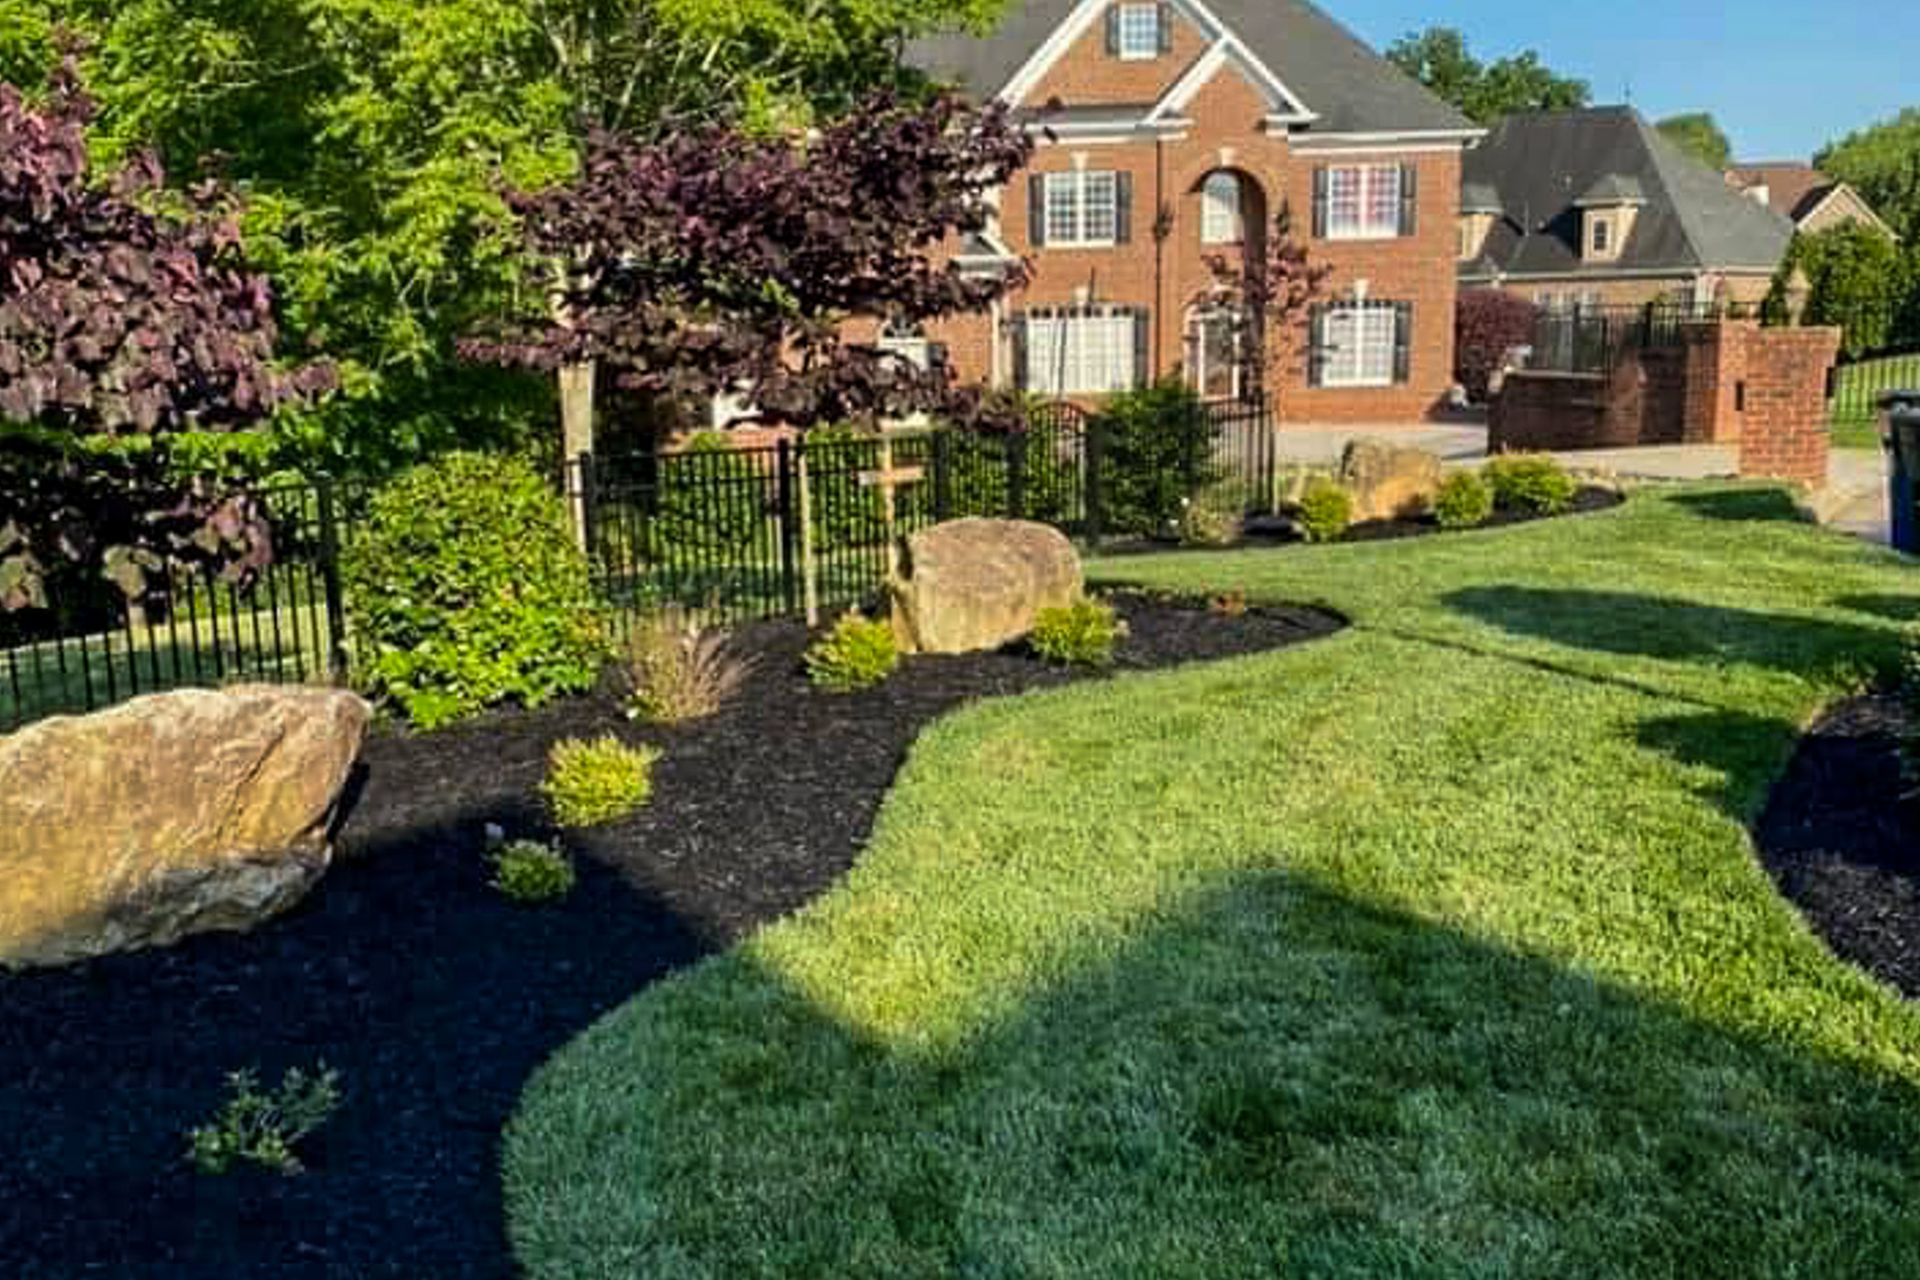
<box><xmin>0</xmin><ymin>592</ymin><xmax>1341</xmax><ymax>1280</ymax></box>
<box><xmin>1098</xmin><ymin>484</ymin><xmax>1623</xmax><ymax>554</ymax></box>
<box><xmin>1756</xmin><ymin>692</ymin><xmax>1920</xmax><ymax>998</ymax></box>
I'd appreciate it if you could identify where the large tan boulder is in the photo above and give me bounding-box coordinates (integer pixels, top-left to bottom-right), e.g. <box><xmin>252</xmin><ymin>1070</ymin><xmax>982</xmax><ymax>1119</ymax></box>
<box><xmin>1337</xmin><ymin>438</ymin><xmax>1445</xmax><ymax>522</ymax></box>
<box><xmin>0</xmin><ymin>685</ymin><xmax>370</xmax><ymax>968</ymax></box>
<box><xmin>891</xmin><ymin>517</ymin><xmax>1083</xmax><ymax>655</ymax></box>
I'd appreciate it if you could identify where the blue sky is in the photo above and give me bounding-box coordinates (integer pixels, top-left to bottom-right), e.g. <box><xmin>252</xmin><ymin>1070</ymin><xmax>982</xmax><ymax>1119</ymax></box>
<box><xmin>1335</xmin><ymin>0</ymin><xmax>1918</xmax><ymax>161</ymax></box>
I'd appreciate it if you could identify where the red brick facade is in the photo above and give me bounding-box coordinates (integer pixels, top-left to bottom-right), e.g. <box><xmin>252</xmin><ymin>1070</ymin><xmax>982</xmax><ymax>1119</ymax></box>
<box><xmin>922</xmin><ymin>5</ymin><xmax>1467</xmax><ymax>426</ymax></box>
<box><xmin>1738</xmin><ymin>328</ymin><xmax>1841</xmax><ymax>486</ymax></box>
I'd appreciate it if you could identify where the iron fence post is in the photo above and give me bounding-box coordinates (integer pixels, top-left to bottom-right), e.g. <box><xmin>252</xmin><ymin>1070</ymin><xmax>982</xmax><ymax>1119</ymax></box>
<box><xmin>775</xmin><ymin>437</ymin><xmax>800</xmax><ymax>615</ymax></box>
<box><xmin>316</xmin><ymin>480</ymin><xmax>350</xmax><ymax>682</ymax></box>
<box><xmin>1083</xmin><ymin>411</ymin><xmax>1105</xmax><ymax>548</ymax></box>
<box><xmin>1007</xmin><ymin>429</ymin><xmax>1028</xmax><ymax>520</ymax></box>
<box><xmin>932</xmin><ymin>430</ymin><xmax>953</xmax><ymax>522</ymax></box>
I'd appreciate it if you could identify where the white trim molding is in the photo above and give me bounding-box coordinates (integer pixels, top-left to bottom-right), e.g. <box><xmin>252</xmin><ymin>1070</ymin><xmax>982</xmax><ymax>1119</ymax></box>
<box><xmin>1145</xmin><ymin>34</ymin><xmax>1316</xmax><ymax>126</ymax></box>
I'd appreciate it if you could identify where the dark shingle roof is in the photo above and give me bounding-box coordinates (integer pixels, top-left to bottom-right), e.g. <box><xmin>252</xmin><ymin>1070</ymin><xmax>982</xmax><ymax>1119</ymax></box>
<box><xmin>1574</xmin><ymin>174</ymin><xmax>1646</xmax><ymax>206</ymax></box>
<box><xmin>904</xmin><ymin>0</ymin><xmax>1474</xmax><ymax>134</ymax></box>
<box><xmin>1726</xmin><ymin>164</ymin><xmax>1840</xmax><ymax>221</ymax></box>
<box><xmin>1460</xmin><ymin>107</ymin><xmax>1793</xmax><ymax>278</ymax></box>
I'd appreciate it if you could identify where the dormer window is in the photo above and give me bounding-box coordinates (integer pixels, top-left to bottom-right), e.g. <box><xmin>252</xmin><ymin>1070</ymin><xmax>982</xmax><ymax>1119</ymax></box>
<box><xmin>1112</xmin><ymin>3</ymin><xmax>1166</xmax><ymax>60</ymax></box>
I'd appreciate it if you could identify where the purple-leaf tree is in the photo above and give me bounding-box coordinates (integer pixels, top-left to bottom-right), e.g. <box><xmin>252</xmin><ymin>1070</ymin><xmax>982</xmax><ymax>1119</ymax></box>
<box><xmin>1197</xmin><ymin>204</ymin><xmax>1332</xmax><ymax>408</ymax></box>
<box><xmin>0</xmin><ymin>63</ymin><xmax>332</xmax><ymax>612</ymax></box>
<box><xmin>463</xmin><ymin>92</ymin><xmax>1034</xmax><ymax>442</ymax></box>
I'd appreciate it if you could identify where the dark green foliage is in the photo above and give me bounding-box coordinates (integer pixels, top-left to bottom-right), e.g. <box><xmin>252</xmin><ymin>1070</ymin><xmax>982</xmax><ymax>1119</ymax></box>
<box><xmin>1296</xmin><ymin>479</ymin><xmax>1352</xmax><ymax>543</ymax></box>
<box><xmin>804</xmin><ymin>612</ymin><xmax>898</xmax><ymax>692</ymax></box>
<box><xmin>490</xmin><ymin>839</ymin><xmax>577</xmax><ymax>904</ymax></box>
<box><xmin>1484</xmin><ymin>454</ymin><xmax>1576</xmax><ymax>516</ymax></box>
<box><xmin>1817</xmin><ymin>108</ymin><xmax>1920</xmax><ymax>242</ymax></box>
<box><xmin>932</xmin><ymin>419</ymin><xmax>1082</xmax><ymax>526</ymax></box>
<box><xmin>343</xmin><ymin>452</ymin><xmax>605</xmax><ymax>729</ymax></box>
<box><xmin>804</xmin><ymin>428</ymin><xmax>885</xmax><ymax>554</ymax></box>
<box><xmin>1901</xmin><ymin>624</ymin><xmax>1920</xmax><ymax>715</ymax></box>
<box><xmin>650</xmin><ymin>433</ymin><xmax>773</xmax><ymax>562</ymax></box>
<box><xmin>187</xmin><ymin>1064</ymin><xmax>342</xmax><ymax>1176</ymax></box>
<box><xmin>1768</xmin><ymin>224</ymin><xmax>1907</xmax><ymax>357</ymax></box>
<box><xmin>1385</xmin><ymin>27</ymin><xmax>1589</xmax><ymax>125</ymax></box>
<box><xmin>1434</xmin><ymin>471</ymin><xmax>1495</xmax><ymax>530</ymax></box>
<box><xmin>1091</xmin><ymin>378</ymin><xmax>1216</xmax><ymax>537</ymax></box>
<box><xmin>1655</xmin><ymin>113</ymin><xmax>1733</xmax><ymax>171</ymax></box>
<box><xmin>1030</xmin><ymin>599</ymin><xmax>1124</xmax><ymax>667</ymax></box>
<box><xmin>542</xmin><ymin>735</ymin><xmax>659</xmax><ymax>826</ymax></box>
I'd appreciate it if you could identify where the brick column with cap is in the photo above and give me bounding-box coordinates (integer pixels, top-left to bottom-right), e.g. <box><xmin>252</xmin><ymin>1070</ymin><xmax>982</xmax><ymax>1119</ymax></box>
<box><xmin>1737</xmin><ymin>327</ymin><xmax>1841</xmax><ymax>487</ymax></box>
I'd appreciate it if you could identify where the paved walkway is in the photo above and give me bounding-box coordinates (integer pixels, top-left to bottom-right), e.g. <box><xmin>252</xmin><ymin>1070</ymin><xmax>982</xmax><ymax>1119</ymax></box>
<box><xmin>1275</xmin><ymin>424</ymin><xmax>1894</xmax><ymax>546</ymax></box>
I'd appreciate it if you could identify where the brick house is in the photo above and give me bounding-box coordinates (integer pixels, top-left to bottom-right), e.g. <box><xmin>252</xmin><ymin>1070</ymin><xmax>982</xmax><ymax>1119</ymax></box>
<box><xmin>898</xmin><ymin>0</ymin><xmax>1481</xmax><ymax>423</ymax></box>
<box><xmin>1724</xmin><ymin>163</ymin><xmax>1899</xmax><ymax>240</ymax></box>
<box><xmin>1458</xmin><ymin>107</ymin><xmax>1795</xmax><ymax>312</ymax></box>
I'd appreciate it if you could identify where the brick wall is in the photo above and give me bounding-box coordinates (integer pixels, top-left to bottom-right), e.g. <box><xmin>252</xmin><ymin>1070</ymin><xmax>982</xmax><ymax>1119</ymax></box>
<box><xmin>1738</xmin><ymin>327</ymin><xmax>1842</xmax><ymax>485</ymax></box>
<box><xmin>1487</xmin><ymin>371</ymin><xmax>1609</xmax><ymax>450</ymax></box>
<box><xmin>1488</xmin><ymin>321</ymin><xmax>1840</xmax><ymax>481</ymax></box>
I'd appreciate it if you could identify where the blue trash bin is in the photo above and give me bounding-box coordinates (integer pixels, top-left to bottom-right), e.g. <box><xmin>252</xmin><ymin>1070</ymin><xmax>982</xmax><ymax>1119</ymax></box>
<box><xmin>1881</xmin><ymin>392</ymin><xmax>1920</xmax><ymax>553</ymax></box>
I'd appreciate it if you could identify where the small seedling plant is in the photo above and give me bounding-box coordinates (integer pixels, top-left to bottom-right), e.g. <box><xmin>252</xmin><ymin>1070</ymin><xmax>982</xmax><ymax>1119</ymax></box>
<box><xmin>490</xmin><ymin>837</ymin><xmax>577</xmax><ymax>903</ymax></box>
<box><xmin>188</xmin><ymin>1064</ymin><xmax>342</xmax><ymax>1176</ymax></box>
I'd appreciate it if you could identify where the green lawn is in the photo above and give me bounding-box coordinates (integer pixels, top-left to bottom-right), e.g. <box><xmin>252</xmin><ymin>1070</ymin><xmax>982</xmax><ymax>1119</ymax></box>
<box><xmin>1831</xmin><ymin>351</ymin><xmax>1920</xmax><ymax>450</ymax></box>
<box><xmin>507</xmin><ymin>484</ymin><xmax>1920</xmax><ymax>1279</ymax></box>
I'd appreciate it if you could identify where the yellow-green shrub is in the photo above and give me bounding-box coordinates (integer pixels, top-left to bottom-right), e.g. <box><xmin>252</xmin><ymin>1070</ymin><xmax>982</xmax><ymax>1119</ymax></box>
<box><xmin>804</xmin><ymin>613</ymin><xmax>898</xmax><ymax>692</ymax></box>
<box><xmin>541</xmin><ymin>735</ymin><xmax>658</xmax><ymax>826</ymax></box>
<box><xmin>1031</xmin><ymin>599</ymin><xmax>1125</xmax><ymax>667</ymax></box>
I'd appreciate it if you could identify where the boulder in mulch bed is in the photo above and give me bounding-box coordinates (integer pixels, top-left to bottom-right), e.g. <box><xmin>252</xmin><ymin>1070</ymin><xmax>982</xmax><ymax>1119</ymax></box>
<box><xmin>0</xmin><ymin>685</ymin><xmax>369</xmax><ymax>968</ymax></box>
<box><xmin>1337</xmin><ymin>438</ymin><xmax>1444</xmax><ymax>522</ymax></box>
<box><xmin>891</xmin><ymin>517</ymin><xmax>1082</xmax><ymax>654</ymax></box>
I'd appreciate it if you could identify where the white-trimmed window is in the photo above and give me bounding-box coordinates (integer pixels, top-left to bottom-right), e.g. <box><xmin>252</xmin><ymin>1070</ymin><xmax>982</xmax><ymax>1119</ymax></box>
<box><xmin>1188</xmin><ymin>308</ymin><xmax>1242</xmax><ymax>401</ymax></box>
<box><xmin>1325</xmin><ymin>164</ymin><xmax>1402</xmax><ymax>239</ymax></box>
<box><xmin>877</xmin><ymin>319</ymin><xmax>930</xmax><ymax>371</ymax></box>
<box><xmin>1024</xmin><ymin>307</ymin><xmax>1139</xmax><ymax>395</ymax></box>
<box><xmin>1318</xmin><ymin>302</ymin><xmax>1399</xmax><ymax>388</ymax></box>
<box><xmin>1201</xmin><ymin>172</ymin><xmax>1244</xmax><ymax>245</ymax></box>
<box><xmin>1590</xmin><ymin>217</ymin><xmax>1611</xmax><ymax>255</ymax></box>
<box><xmin>1116</xmin><ymin>3</ymin><xmax>1161</xmax><ymax>59</ymax></box>
<box><xmin>1044</xmin><ymin>171</ymin><xmax>1119</xmax><ymax>247</ymax></box>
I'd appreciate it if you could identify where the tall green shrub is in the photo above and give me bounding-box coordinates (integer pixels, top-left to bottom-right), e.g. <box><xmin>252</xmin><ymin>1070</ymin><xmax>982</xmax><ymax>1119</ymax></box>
<box><xmin>1091</xmin><ymin>377</ymin><xmax>1217</xmax><ymax>537</ymax></box>
<box><xmin>648</xmin><ymin>433</ymin><xmax>772</xmax><ymax>562</ymax></box>
<box><xmin>344</xmin><ymin>452</ymin><xmax>605</xmax><ymax>729</ymax></box>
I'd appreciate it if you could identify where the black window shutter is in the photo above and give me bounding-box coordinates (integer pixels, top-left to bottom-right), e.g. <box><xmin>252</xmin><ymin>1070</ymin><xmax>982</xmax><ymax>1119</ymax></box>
<box><xmin>1393</xmin><ymin>302</ymin><xmax>1413</xmax><ymax>384</ymax></box>
<box><xmin>1398</xmin><ymin>163</ymin><xmax>1418</xmax><ymax>237</ymax></box>
<box><xmin>928</xmin><ymin>342</ymin><xmax>950</xmax><ymax>372</ymax></box>
<box><xmin>1307</xmin><ymin>303</ymin><xmax>1327</xmax><ymax>387</ymax></box>
<box><xmin>1157</xmin><ymin>2</ymin><xmax>1174</xmax><ymax>52</ymax></box>
<box><xmin>1114</xmin><ymin>172</ymin><xmax>1132</xmax><ymax>244</ymax></box>
<box><xmin>1029</xmin><ymin>174</ymin><xmax>1047</xmax><ymax>248</ymax></box>
<box><xmin>1105</xmin><ymin>4</ymin><xmax>1120</xmax><ymax>55</ymax></box>
<box><xmin>1311</xmin><ymin>166</ymin><xmax>1329</xmax><ymax>238</ymax></box>
<box><xmin>1133</xmin><ymin>307</ymin><xmax>1152</xmax><ymax>387</ymax></box>
<box><xmin>1012</xmin><ymin>315</ymin><xmax>1030</xmax><ymax>391</ymax></box>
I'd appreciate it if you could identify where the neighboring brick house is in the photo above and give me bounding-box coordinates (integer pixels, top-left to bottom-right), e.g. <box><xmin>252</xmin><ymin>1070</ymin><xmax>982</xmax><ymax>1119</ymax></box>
<box><xmin>1724</xmin><ymin>163</ymin><xmax>1899</xmax><ymax>240</ymax></box>
<box><xmin>898</xmin><ymin>0</ymin><xmax>1481</xmax><ymax>423</ymax></box>
<box><xmin>1459</xmin><ymin>107</ymin><xmax>1794</xmax><ymax>312</ymax></box>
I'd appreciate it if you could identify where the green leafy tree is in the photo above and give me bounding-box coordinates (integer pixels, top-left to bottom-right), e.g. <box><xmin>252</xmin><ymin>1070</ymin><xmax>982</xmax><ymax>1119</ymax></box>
<box><xmin>4</xmin><ymin>0</ymin><xmax>1003</xmax><ymax>477</ymax></box>
<box><xmin>1817</xmin><ymin>107</ymin><xmax>1920</xmax><ymax>241</ymax></box>
<box><xmin>1386</xmin><ymin>27</ymin><xmax>1589</xmax><ymax>125</ymax></box>
<box><xmin>1767</xmin><ymin>223</ymin><xmax>1905</xmax><ymax>356</ymax></box>
<box><xmin>1656</xmin><ymin>112</ymin><xmax>1732</xmax><ymax>171</ymax></box>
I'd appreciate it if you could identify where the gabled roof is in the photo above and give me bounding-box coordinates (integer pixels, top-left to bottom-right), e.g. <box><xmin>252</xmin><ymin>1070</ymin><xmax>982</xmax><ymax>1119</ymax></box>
<box><xmin>903</xmin><ymin>0</ymin><xmax>1475</xmax><ymax>135</ymax></box>
<box><xmin>1725</xmin><ymin>163</ymin><xmax>1836</xmax><ymax>221</ymax></box>
<box><xmin>1460</xmin><ymin>106</ymin><xmax>1794</xmax><ymax>279</ymax></box>
<box><xmin>1574</xmin><ymin>174</ymin><xmax>1646</xmax><ymax>207</ymax></box>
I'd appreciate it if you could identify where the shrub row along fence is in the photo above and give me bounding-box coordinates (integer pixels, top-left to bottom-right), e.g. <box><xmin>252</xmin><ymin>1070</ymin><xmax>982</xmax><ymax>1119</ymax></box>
<box><xmin>1</xmin><ymin>400</ymin><xmax>1272</xmax><ymax>731</ymax></box>
<box><xmin>1525</xmin><ymin>301</ymin><xmax>1726</xmax><ymax>376</ymax></box>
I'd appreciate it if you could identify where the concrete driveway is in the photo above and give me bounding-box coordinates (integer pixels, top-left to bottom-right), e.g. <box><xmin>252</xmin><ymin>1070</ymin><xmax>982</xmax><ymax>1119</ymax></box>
<box><xmin>1273</xmin><ymin>422</ymin><xmax>1893</xmax><ymax>545</ymax></box>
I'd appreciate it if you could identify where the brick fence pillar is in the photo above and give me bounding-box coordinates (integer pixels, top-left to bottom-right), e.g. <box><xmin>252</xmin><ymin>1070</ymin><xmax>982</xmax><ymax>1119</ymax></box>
<box><xmin>1737</xmin><ymin>327</ymin><xmax>1841</xmax><ymax>487</ymax></box>
<box><xmin>1681</xmin><ymin>319</ymin><xmax>1752</xmax><ymax>444</ymax></box>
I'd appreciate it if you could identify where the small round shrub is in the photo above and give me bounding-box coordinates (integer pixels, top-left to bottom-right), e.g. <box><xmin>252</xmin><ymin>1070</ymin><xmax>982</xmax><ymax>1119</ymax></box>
<box><xmin>1296</xmin><ymin>478</ymin><xmax>1352</xmax><ymax>544</ymax></box>
<box><xmin>1484</xmin><ymin>453</ymin><xmax>1576</xmax><ymax>516</ymax></box>
<box><xmin>1179</xmin><ymin>481</ymin><xmax>1248</xmax><ymax>548</ymax></box>
<box><xmin>344</xmin><ymin>451</ymin><xmax>605</xmax><ymax>730</ymax></box>
<box><xmin>490</xmin><ymin>839</ymin><xmax>577</xmax><ymax>904</ymax></box>
<box><xmin>541</xmin><ymin>734</ymin><xmax>659</xmax><ymax>826</ymax></box>
<box><xmin>1031</xmin><ymin>598</ymin><xmax>1126</xmax><ymax>667</ymax></box>
<box><xmin>804</xmin><ymin>612</ymin><xmax>898</xmax><ymax>692</ymax></box>
<box><xmin>1433</xmin><ymin>471</ymin><xmax>1494</xmax><ymax>530</ymax></box>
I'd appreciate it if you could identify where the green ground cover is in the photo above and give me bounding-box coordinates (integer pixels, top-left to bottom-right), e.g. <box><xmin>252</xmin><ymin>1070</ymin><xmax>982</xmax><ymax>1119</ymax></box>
<box><xmin>508</xmin><ymin>483</ymin><xmax>1920</xmax><ymax>1279</ymax></box>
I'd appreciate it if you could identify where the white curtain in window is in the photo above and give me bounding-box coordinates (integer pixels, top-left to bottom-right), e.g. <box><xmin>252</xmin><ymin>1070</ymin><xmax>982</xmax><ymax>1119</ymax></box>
<box><xmin>1201</xmin><ymin>172</ymin><xmax>1243</xmax><ymax>245</ymax></box>
<box><xmin>1027</xmin><ymin>310</ymin><xmax>1136</xmax><ymax>394</ymax></box>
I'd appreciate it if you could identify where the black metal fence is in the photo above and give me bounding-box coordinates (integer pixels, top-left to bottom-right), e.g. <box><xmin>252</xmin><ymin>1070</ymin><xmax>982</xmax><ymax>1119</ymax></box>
<box><xmin>1527</xmin><ymin>301</ymin><xmax>1727</xmax><ymax>375</ymax></box>
<box><xmin>1</xmin><ymin>482</ymin><xmax>349</xmax><ymax>732</ymax></box>
<box><xmin>3</xmin><ymin>401</ymin><xmax>1274</xmax><ymax>731</ymax></box>
<box><xmin>1830</xmin><ymin>344</ymin><xmax>1920</xmax><ymax>440</ymax></box>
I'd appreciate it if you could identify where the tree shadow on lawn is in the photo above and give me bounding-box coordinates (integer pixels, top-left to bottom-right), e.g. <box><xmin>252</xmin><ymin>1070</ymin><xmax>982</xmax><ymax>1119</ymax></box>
<box><xmin>1832</xmin><ymin>593</ymin><xmax>1920</xmax><ymax>624</ymax></box>
<box><xmin>1634</xmin><ymin>707</ymin><xmax>1807</xmax><ymax>821</ymax></box>
<box><xmin>1667</xmin><ymin>488</ymin><xmax>1814</xmax><ymax>524</ymax></box>
<box><xmin>0</xmin><ymin>788</ymin><xmax>711</xmax><ymax>1279</ymax></box>
<box><xmin>514</xmin><ymin>871</ymin><xmax>1920</xmax><ymax>1278</ymax></box>
<box><xmin>1444</xmin><ymin>586</ymin><xmax>1897</xmax><ymax>683</ymax></box>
